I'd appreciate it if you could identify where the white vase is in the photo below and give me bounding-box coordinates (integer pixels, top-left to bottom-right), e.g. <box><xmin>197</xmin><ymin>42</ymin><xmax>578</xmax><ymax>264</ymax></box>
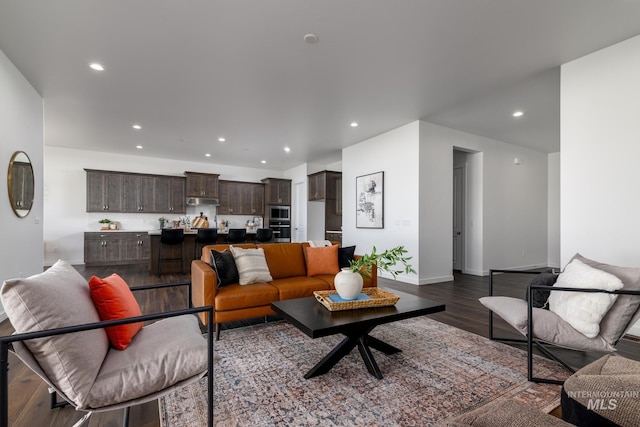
<box><xmin>334</xmin><ymin>268</ymin><xmax>364</xmax><ymax>300</ymax></box>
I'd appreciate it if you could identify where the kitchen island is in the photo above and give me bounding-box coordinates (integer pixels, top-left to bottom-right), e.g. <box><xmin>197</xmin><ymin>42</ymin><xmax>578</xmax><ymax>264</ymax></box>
<box><xmin>148</xmin><ymin>229</ymin><xmax>257</xmax><ymax>274</ymax></box>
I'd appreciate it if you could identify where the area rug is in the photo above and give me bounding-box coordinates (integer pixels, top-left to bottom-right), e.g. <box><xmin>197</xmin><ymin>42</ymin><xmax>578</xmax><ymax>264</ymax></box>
<box><xmin>159</xmin><ymin>318</ymin><xmax>571</xmax><ymax>426</ymax></box>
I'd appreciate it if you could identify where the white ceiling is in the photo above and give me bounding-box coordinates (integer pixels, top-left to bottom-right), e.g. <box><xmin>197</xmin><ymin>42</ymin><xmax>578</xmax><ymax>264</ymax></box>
<box><xmin>1</xmin><ymin>1</ymin><xmax>640</xmax><ymax>171</ymax></box>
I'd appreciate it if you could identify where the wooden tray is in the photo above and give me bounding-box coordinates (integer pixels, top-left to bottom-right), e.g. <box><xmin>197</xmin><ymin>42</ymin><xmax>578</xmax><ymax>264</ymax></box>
<box><xmin>314</xmin><ymin>288</ymin><xmax>400</xmax><ymax>311</ymax></box>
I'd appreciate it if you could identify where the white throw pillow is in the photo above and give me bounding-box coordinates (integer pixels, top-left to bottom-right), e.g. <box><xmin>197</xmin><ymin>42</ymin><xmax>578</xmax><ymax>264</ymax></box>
<box><xmin>230</xmin><ymin>245</ymin><xmax>273</xmax><ymax>285</ymax></box>
<box><xmin>548</xmin><ymin>259</ymin><xmax>623</xmax><ymax>338</ymax></box>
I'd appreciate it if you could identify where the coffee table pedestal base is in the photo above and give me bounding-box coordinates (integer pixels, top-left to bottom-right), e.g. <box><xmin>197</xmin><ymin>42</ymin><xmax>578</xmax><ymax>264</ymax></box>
<box><xmin>304</xmin><ymin>328</ymin><xmax>401</xmax><ymax>380</ymax></box>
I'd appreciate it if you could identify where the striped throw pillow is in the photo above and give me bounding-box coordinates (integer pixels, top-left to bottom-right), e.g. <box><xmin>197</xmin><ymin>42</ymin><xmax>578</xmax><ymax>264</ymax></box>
<box><xmin>230</xmin><ymin>246</ymin><xmax>273</xmax><ymax>285</ymax></box>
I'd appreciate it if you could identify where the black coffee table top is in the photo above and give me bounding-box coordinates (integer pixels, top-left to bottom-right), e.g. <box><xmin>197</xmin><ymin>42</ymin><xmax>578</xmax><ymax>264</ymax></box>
<box><xmin>271</xmin><ymin>288</ymin><xmax>445</xmax><ymax>339</ymax></box>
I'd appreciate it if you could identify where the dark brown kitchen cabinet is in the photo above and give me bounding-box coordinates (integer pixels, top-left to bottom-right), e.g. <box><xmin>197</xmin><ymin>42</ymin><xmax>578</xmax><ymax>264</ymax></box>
<box><xmin>155</xmin><ymin>176</ymin><xmax>186</xmax><ymax>214</ymax></box>
<box><xmin>218</xmin><ymin>180</ymin><xmax>264</xmax><ymax>215</ymax></box>
<box><xmin>218</xmin><ymin>180</ymin><xmax>242</xmax><ymax>215</ymax></box>
<box><xmin>84</xmin><ymin>232</ymin><xmax>123</xmax><ymax>265</ymax></box>
<box><xmin>185</xmin><ymin>172</ymin><xmax>219</xmax><ymax>198</ymax></box>
<box><xmin>122</xmin><ymin>175</ymin><xmax>156</xmax><ymax>212</ymax></box>
<box><xmin>122</xmin><ymin>232</ymin><xmax>150</xmax><ymax>262</ymax></box>
<box><xmin>86</xmin><ymin>170</ymin><xmax>185</xmax><ymax>214</ymax></box>
<box><xmin>85</xmin><ymin>232</ymin><xmax>150</xmax><ymax>266</ymax></box>
<box><xmin>261</xmin><ymin>178</ymin><xmax>291</xmax><ymax>205</ymax></box>
<box><xmin>239</xmin><ymin>182</ymin><xmax>265</xmax><ymax>215</ymax></box>
<box><xmin>86</xmin><ymin>170</ymin><xmax>123</xmax><ymax>212</ymax></box>
<box><xmin>308</xmin><ymin>171</ymin><xmax>341</xmax><ymax>201</ymax></box>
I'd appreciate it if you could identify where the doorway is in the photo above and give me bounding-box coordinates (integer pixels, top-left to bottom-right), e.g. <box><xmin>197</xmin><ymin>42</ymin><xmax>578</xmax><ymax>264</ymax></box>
<box><xmin>453</xmin><ymin>166</ymin><xmax>463</xmax><ymax>271</ymax></box>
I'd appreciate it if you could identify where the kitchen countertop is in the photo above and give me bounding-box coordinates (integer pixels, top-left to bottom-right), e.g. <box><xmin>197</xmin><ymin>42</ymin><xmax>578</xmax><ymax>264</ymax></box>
<box><xmin>87</xmin><ymin>229</ymin><xmax>152</xmax><ymax>233</ymax></box>
<box><xmin>147</xmin><ymin>229</ymin><xmax>257</xmax><ymax>235</ymax></box>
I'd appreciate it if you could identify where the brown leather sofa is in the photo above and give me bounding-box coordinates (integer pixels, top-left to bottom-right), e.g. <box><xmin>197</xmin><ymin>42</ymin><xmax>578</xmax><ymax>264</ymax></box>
<box><xmin>191</xmin><ymin>242</ymin><xmax>377</xmax><ymax>339</ymax></box>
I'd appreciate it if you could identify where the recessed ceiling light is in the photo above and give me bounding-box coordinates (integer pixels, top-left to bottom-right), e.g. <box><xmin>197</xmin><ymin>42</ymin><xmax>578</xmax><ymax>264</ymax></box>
<box><xmin>512</xmin><ymin>111</ymin><xmax>524</xmax><ymax>118</ymax></box>
<box><xmin>261</xmin><ymin>160</ymin><xmax>267</xmax><ymax>164</ymax></box>
<box><xmin>284</xmin><ymin>147</ymin><xmax>291</xmax><ymax>153</ymax></box>
<box><xmin>89</xmin><ymin>63</ymin><xmax>104</xmax><ymax>71</ymax></box>
<box><xmin>218</xmin><ymin>137</ymin><xmax>226</xmax><ymax>142</ymax></box>
<box><xmin>205</xmin><ymin>153</ymin><xmax>211</xmax><ymax>157</ymax></box>
<box><xmin>132</xmin><ymin>124</ymin><xmax>142</xmax><ymax>130</ymax></box>
<box><xmin>350</xmin><ymin>122</ymin><xmax>359</xmax><ymax>127</ymax></box>
<box><xmin>304</xmin><ymin>34</ymin><xmax>319</xmax><ymax>44</ymax></box>
<box><xmin>135</xmin><ymin>145</ymin><xmax>143</xmax><ymax>150</ymax></box>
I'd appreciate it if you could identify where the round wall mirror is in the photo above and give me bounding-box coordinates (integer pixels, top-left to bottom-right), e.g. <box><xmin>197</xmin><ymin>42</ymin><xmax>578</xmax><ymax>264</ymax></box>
<box><xmin>7</xmin><ymin>151</ymin><xmax>34</xmax><ymax>218</ymax></box>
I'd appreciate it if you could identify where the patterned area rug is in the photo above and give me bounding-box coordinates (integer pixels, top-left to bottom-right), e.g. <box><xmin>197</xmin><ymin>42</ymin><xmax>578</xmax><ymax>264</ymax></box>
<box><xmin>159</xmin><ymin>318</ymin><xmax>570</xmax><ymax>426</ymax></box>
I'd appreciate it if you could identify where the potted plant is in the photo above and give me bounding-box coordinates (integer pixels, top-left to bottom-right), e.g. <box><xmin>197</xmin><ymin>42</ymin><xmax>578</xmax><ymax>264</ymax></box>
<box><xmin>158</xmin><ymin>217</ymin><xmax>168</xmax><ymax>229</ymax></box>
<box><xmin>98</xmin><ymin>218</ymin><xmax>111</xmax><ymax>230</ymax></box>
<box><xmin>335</xmin><ymin>245</ymin><xmax>416</xmax><ymax>300</ymax></box>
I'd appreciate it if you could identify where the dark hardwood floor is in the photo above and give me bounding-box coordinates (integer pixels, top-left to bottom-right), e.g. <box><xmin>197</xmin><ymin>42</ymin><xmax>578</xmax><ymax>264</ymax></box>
<box><xmin>1</xmin><ymin>265</ymin><xmax>638</xmax><ymax>426</ymax></box>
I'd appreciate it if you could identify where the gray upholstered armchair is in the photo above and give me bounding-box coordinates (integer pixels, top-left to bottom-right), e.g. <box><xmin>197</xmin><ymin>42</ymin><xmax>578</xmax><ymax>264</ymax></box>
<box><xmin>480</xmin><ymin>254</ymin><xmax>640</xmax><ymax>384</ymax></box>
<box><xmin>0</xmin><ymin>260</ymin><xmax>213</xmax><ymax>427</ymax></box>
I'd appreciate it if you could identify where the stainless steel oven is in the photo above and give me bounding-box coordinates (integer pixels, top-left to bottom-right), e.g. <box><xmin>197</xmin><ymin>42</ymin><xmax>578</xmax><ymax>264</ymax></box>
<box><xmin>269</xmin><ymin>220</ymin><xmax>291</xmax><ymax>243</ymax></box>
<box><xmin>269</xmin><ymin>205</ymin><xmax>290</xmax><ymax>222</ymax></box>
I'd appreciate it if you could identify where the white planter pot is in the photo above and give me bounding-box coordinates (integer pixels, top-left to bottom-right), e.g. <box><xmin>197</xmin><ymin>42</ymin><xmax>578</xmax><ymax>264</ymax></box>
<box><xmin>334</xmin><ymin>268</ymin><xmax>364</xmax><ymax>300</ymax></box>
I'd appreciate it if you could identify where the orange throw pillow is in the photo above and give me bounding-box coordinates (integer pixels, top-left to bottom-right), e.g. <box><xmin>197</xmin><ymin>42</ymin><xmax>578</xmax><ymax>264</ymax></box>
<box><xmin>89</xmin><ymin>274</ymin><xmax>143</xmax><ymax>350</ymax></box>
<box><xmin>305</xmin><ymin>245</ymin><xmax>340</xmax><ymax>277</ymax></box>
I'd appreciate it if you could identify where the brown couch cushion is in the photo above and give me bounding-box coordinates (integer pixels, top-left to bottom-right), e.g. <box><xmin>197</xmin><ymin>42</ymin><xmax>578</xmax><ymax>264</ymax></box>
<box><xmin>214</xmin><ymin>282</ymin><xmax>279</xmax><ymax>311</ymax></box>
<box><xmin>259</xmin><ymin>243</ymin><xmax>307</xmax><ymax>279</ymax></box>
<box><xmin>270</xmin><ymin>277</ymin><xmax>331</xmax><ymax>300</ymax></box>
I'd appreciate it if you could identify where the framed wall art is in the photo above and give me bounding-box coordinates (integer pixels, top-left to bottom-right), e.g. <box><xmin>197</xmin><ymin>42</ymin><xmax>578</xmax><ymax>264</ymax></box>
<box><xmin>356</xmin><ymin>171</ymin><xmax>384</xmax><ymax>228</ymax></box>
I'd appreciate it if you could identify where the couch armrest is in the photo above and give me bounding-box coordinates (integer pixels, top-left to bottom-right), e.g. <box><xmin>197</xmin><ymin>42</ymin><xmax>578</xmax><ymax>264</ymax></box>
<box><xmin>191</xmin><ymin>260</ymin><xmax>218</xmax><ymax>325</ymax></box>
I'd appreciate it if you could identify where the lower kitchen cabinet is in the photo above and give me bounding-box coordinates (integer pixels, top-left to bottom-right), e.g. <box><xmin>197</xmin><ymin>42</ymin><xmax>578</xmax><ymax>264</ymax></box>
<box><xmin>84</xmin><ymin>232</ymin><xmax>150</xmax><ymax>266</ymax></box>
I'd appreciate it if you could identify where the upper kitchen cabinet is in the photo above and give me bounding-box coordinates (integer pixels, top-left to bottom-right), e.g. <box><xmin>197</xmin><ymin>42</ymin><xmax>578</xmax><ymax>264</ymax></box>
<box><xmin>122</xmin><ymin>174</ymin><xmax>156</xmax><ymax>212</ymax></box>
<box><xmin>308</xmin><ymin>171</ymin><xmax>341</xmax><ymax>201</ymax></box>
<box><xmin>242</xmin><ymin>182</ymin><xmax>265</xmax><ymax>215</ymax></box>
<box><xmin>185</xmin><ymin>172</ymin><xmax>219</xmax><ymax>198</ymax></box>
<box><xmin>218</xmin><ymin>180</ymin><xmax>264</xmax><ymax>215</ymax></box>
<box><xmin>155</xmin><ymin>176</ymin><xmax>186</xmax><ymax>214</ymax></box>
<box><xmin>86</xmin><ymin>170</ymin><xmax>123</xmax><ymax>212</ymax></box>
<box><xmin>86</xmin><ymin>170</ymin><xmax>186</xmax><ymax>213</ymax></box>
<box><xmin>262</xmin><ymin>178</ymin><xmax>291</xmax><ymax>205</ymax></box>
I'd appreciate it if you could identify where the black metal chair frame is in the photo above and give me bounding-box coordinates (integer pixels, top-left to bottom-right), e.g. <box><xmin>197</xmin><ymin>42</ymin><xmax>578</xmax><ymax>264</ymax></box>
<box><xmin>0</xmin><ymin>281</ymin><xmax>213</xmax><ymax>427</ymax></box>
<box><xmin>488</xmin><ymin>269</ymin><xmax>640</xmax><ymax>385</ymax></box>
<box><xmin>194</xmin><ymin>228</ymin><xmax>218</xmax><ymax>260</ymax></box>
<box><xmin>158</xmin><ymin>229</ymin><xmax>185</xmax><ymax>276</ymax></box>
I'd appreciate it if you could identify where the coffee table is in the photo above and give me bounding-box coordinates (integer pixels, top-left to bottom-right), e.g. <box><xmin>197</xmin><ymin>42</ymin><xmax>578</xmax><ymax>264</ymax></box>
<box><xmin>271</xmin><ymin>289</ymin><xmax>445</xmax><ymax>379</ymax></box>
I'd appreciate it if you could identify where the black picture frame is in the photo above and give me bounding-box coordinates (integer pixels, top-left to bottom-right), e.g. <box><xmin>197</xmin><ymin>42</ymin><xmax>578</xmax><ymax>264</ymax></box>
<box><xmin>356</xmin><ymin>171</ymin><xmax>384</xmax><ymax>228</ymax></box>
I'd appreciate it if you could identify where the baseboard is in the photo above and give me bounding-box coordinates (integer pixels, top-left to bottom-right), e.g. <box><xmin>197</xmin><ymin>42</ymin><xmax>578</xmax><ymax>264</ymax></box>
<box><xmin>462</xmin><ymin>268</ymin><xmax>487</xmax><ymax>276</ymax></box>
<box><xmin>417</xmin><ymin>275</ymin><xmax>455</xmax><ymax>285</ymax></box>
<box><xmin>626</xmin><ymin>322</ymin><xmax>640</xmax><ymax>338</ymax></box>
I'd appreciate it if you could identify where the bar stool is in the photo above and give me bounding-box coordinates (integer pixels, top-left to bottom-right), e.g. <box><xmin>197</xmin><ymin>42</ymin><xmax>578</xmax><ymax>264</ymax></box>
<box><xmin>194</xmin><ymin>228</ymin><xmax>218</xmax><ymax>260</ymax></box>
<box><xmin>157</xmin><ymin>228</ymin><xmax>185</xmax><ymax>276</ymax></box>
<box><xmin>226</xmin><ymin>228</ymin><xmax>247</xmax><ymax>244</ymax></box>
<box><xmin>255</xmin><ymin>228</ymin><xmax>273</xmax><ymax>243</ymax></box>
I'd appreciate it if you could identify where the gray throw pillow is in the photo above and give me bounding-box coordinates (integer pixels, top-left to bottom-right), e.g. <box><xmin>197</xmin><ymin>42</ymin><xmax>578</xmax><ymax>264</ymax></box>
<box><xmin>210</xmin><ymin>249</ymin><xmax>239</xmax><ymax>288</ymax></box>
<box><xmin>526</xmin><ymin>272</ymin><xmax>558</xmax><ymax>309</ymax></box>
<box><xmin>338</xmin><ymin>245</ymin><xmax>356</xmax><ymax>269</ymax></box>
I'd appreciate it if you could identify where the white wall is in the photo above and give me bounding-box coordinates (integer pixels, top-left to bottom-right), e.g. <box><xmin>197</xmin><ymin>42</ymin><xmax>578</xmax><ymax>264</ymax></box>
<box><xmin>44</xmin><ymin>146</ymin><xmax>283</xmax><ymax>265</ymax></box>
<box><xmin>0</xmin><ymin>49</ymin><xmax>44</xmax><ymax>321</ymax></box>
<box><xmin>547</xmin><ymin>152</ymin><xmax>561</xmax><ymax>268</ymax></box>
<box><xmin>343</xmin><ymin>120</ymin><xmax>550</xmax><ymax>285</ymax></box>
<box><xmin>561</xmin><ymin>34</ymin><xmax>640</xmax><ymax>336</ymax></box>
<box><xmin>343</xmin><ymin>122</ymin><xmax>422</xmax><ymax>283</ymax></box>
<box><xmin>419</xmin><ymin>121</ymin><xmax>549</xmax><ymax>276</ymax></box>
